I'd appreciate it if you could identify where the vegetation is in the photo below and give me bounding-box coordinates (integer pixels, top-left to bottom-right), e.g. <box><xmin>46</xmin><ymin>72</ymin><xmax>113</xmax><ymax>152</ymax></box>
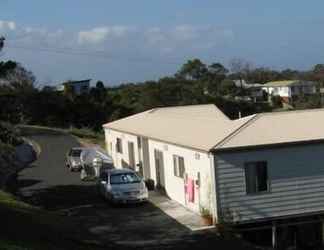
<box><xmin>1</xmin><ymin>58</ymin><xmax>324</xmax><ymax>135</ymax></box>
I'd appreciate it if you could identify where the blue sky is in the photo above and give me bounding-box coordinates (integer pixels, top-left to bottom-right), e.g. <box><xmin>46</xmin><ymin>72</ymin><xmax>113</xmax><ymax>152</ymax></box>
<box><xmin>1</xmin><ymin>0</ymin><xmax>324</xmax><ymax>85</ymax></box>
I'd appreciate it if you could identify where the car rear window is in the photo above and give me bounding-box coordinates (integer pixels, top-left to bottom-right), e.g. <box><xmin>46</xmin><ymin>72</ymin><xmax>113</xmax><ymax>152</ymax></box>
<box><xmin>110</xmin><ymin>173</ymin><xmax>141</xmax><ymax>184</ymax></box>
<box><xmin>71</xmin><ymin>149</ymin><xmax>82</xmax><ymax>157</ymax></box>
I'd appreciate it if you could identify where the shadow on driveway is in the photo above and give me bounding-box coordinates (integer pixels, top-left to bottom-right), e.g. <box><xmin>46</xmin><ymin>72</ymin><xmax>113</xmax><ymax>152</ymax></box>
<box><xmin>19</xmin><ymin>183</ymin><xmax>194</xmax><ymax>246</ymax></box>
<box><xmin>20</xmin><ymin>184</ymin><xmax>101</xmax><ymax>210</ymax></box>
<box><xmin>16</xmin><ymin>179</ymin><xmax>42</xmax><ymax>189</ymax></box>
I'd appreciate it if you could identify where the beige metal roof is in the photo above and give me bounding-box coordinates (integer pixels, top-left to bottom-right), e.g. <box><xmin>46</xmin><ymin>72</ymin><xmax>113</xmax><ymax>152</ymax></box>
<box><xmin>216</xmin><ymin>108</ymin><xmax>324</xmax><ymax>150</ymax></box>
<box><xmin>103</xmin><ymin>104</ymin><xmax>254</xmax><ymax>152</ymax></box>
<box><xmin>262</xmin><ymin>80</ymin><xmax>317</xmax><ymax>88</ymax></box>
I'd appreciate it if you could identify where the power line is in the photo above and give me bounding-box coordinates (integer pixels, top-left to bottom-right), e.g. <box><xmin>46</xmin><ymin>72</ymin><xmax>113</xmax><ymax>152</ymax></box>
<box><xmin>6</xmin><ymin>43</ymin><xmax>184</xmax><ymax>65</ymax></box>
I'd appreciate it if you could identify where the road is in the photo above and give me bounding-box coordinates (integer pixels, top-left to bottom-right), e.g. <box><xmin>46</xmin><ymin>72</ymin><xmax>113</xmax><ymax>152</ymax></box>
<box><xmin>18</xmin><ymin>127</ymin><xmax>97</xmax><ymax>210</ymax></box>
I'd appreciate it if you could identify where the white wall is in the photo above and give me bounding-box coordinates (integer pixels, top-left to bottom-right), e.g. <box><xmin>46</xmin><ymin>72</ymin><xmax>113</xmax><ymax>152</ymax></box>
<box><xmin>262</xmin><ymin>86</ymin><xmax>290</xmax><ymax>98</ymax></box>
<box><xmin>147</xmin><ymin>140</ymin><xmax>213</xmax><ymax>215</ymax></box>
<box><xmin>104</xmin><ymin>129</ymin><xmax>140</xmax><ymax>170</ymax></box>
<box><xmin>215</xmin><ymin>143</ymin><xmax>324</xmax><ymax>223</ymax></box>
<box><xmin>104</xmin><ymin>128</ymin><xmax>215</xmax><ymax>217</ymax></box>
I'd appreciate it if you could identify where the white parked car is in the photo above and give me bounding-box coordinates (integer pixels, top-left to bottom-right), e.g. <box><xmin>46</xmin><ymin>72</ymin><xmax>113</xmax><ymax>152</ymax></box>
<box><xmin>80</xmin><ymin>147</ymin><xmax>114</xmax><ymax>181</ymax></box>
<box><xmin>65</xmin><ymin>147</ymin><xmax>84</xmax><ymax>171</ymax></box>
<box><xmin>98</xmin><ymin>168</ymin><xmax>148</xmax><ymax>204</ymax></box>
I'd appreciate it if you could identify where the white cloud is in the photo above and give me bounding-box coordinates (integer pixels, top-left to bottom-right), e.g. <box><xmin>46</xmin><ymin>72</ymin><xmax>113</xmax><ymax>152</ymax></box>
<box><xmin>0</xmin><ymin>20</ymin><xmax>16</xmax><ymax>31</ymax></box>
<box><xmin>145</xmin><ymin>27</ymin><xmax>166</xmax><ymax>45</ymax></box>
<box><xmin>173</xmin><ymin>25</ymin><xmax>199</xmax><ymax>41</ymax></box>
<box><xmin>77</xmin><ymin>26</ymin><xmax>130</xmax><ymax>45</ymax></box>
<box><xmin>3</xmin><ymin>22</ymin><xmax>235</xmax><ymax>83</ymax></box>
<box><xmin>78</xmin><ymin>27</ymin><xmax>109</xmax><ymax>45</ymax></box>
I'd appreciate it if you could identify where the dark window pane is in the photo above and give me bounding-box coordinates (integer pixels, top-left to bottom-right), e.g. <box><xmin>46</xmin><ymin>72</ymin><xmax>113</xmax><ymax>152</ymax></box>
<box><xmin>257</xmin><ymin>162</ymin><xmax>268</xmax><ymax>192</ymax></box>
<box><xmin>245</xmin><ymin>161</ymin><xmax>268</xmax><ymax>194</ymax></box>
<box><xmin>245</xmin><ymin>164</ymin><xmax>257</xmax><ymax>194</ymax></box>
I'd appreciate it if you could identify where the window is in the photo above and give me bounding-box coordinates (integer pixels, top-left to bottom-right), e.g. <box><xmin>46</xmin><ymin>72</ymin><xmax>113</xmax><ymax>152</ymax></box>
<box><xmin>110</xmin><ymin>173</ymin><xmax>141</xmax><ymax>185</ymax></box>
<box><xmin>173</xmin><ymin>155</ymin><xmax>185</xmax><ymax>178</ymax></box>
<box><xmin>116</xmin><ymin>138</ymin><xmax>123</xmax><ymax>153</ymax></box>
<box><xmin>137</xmin><ymin>137</ymin><xmax>141</xmax><ymax>149</ymax></box>
<box><xmin>245</xmin><ymin>161</ymin><xmax>269</xmax><ymax>194</ymax></box>
<box><xmin>70</xmin><ymin>149</ymin><xmax>82</xmax><ymax>157</ymax></box>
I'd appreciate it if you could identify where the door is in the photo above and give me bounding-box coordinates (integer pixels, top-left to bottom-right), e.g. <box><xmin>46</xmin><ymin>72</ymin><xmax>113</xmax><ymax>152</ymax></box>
<box><xmin>99</xmin><ymin>171</ymin><xmax>108</xmax><ymax>197</ymax></box>
<box><xmin>154</xmin><ymin>149</ymin><xmax>165</xmax><ymax>189</ymax></box>
<box><xmin>141</xmin><ymin>137</ymin><xmax>151</xmax><ymax>179</ymax></box>
<box><xmin>128</xmin><ymin>141</ymin><xmax>135</xmax><ymax>169</ymax></box>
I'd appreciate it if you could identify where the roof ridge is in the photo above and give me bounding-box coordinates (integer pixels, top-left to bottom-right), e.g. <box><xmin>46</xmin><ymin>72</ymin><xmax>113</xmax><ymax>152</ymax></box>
<box><xmin>102</xmin><ymin>109</ymin><xmax>153</xmax><ymax>127</ymax></box>
<box><xmin>152</xmin><ymin>104</ymin><xmax>216</xmax><ymax>110</ymax></box>
<box><xmin>261</xmin><ymin>107</ymin><xmax>324</xmax><ymax>116</ymax></box>
<box><xmin>212</xmin><ymin>113</ymin><xmax>262</xmax><ymax>150</ymax></box>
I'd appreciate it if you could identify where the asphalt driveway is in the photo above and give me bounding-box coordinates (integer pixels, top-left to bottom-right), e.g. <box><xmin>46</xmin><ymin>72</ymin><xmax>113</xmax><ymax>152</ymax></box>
<box><xmin>16</xmin><ymin>127</ymin><xmax>195</xmax><ymax>245</ymax></box>
<box><xmin>16</xmin><ymin>127</ymin><xmax>254</xmax><ymax>249</ymax></box>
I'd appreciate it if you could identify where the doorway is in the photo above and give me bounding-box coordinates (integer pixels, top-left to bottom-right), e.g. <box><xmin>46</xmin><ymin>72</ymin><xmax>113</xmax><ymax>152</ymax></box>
<box><xmin>154</xmin><ymin>149</ymin><xmax>165</xmax><ymax>189</ymax></box>
<box><xmin>128</xmin><ymin>142</ymin><xmax>135</xmax><ymax>169</ymax></box>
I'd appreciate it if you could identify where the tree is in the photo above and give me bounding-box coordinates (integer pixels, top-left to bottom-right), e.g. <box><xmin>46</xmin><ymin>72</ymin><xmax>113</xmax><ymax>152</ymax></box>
<box><xmin>176</xmin><ymin>59</ymin><xmax>207</xmax><ymax>80</ymax></box>
<box><xmin>219</xmin><ymin>79</ymin><xmax>237</xmax><ymax>96</ymax></box>
<box><xmin>205</xmin><ymin>63</ymin><xmax>228</xmax><ymax>95</ymax></box>
<box><xmin>229</xmin><ymin>58</ymin><xmax>253</xmax><ymax>80</ymax></box>
<box><xmin>312</xmin><ymin>64</ymin><xmax>324</xmax><ymax>84</ymax></box>
<box><xmin>0</xmin><ymin>36</ymin><xmax>4</xmax><ymax>52</ymax></box>
<box><xmin>6</xmin><ymin>64</ymin><xmax>36</xmax><ymax>92</ymax></box>
<box><xmin>96</xmin><ymin>80</ymin><xmax>105</xmax><ymax>90</ymax></box>
<box><xmin>208</xmin><ymin>63</ymin><xmax>228</xmax><ymax>75</ymax></box>
<box><xmin>0</xmin><ymin>61</ymin><xmax>17</xmax><ymax>77</ymax></box>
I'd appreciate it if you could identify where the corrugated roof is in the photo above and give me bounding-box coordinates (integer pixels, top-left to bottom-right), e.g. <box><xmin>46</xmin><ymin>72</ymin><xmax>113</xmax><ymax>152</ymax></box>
<box><xmin>104</xmin><ymin>104</ymin><xmax>324</xmax><ymax>152</ymax></box>
<box><xmin>262</xmin><ymin>80</ymin><xmax>317</xmax><ymax>88</ymax></box>
<box><xmin>215</xmin><ymin>108</ymin><xmax>324</xmax><ymax>150</ymax></box>
<box><xmin>103</xmin><ymin>104</ymin><xmax>255</xmax><ymax>152</ymax></box>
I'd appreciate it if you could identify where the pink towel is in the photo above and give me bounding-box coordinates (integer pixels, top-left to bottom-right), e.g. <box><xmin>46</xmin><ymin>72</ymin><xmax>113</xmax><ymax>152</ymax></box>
<box><xmin>188</xmin><ymin>178</ymin><xmax>195</xmax><ymax>202</ymax></box>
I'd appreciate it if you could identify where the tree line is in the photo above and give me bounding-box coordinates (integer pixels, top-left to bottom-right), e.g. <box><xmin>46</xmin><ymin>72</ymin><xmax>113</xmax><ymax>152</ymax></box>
<box><xmin>1</xmin><ymin>59</ymin><xmax>324</xmax><ymax>132</ymax></box>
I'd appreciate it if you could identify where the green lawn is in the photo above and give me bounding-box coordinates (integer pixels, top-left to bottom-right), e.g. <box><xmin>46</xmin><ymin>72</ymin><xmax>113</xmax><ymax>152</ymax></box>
<box><xmin>0</xmin><ymin>191</ymin><xmax>107</xmax><ymax>250</ymax></box>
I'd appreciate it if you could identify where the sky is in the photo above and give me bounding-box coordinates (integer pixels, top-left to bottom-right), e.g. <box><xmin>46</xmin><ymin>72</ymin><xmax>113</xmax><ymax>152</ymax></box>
<box><xmin>1</xmin><ymin>0</ymin><xmax>324</xmax><ymax>86</ymax></box>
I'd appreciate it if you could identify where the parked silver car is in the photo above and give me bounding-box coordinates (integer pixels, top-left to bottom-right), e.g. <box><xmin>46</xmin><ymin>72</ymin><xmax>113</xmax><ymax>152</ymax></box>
<box><xmin>65</xmin><ymin>147</ymin><xmax>84</xmax><ymax>171</ymax></box>
<box><xmin>98</xmin><ymin>168</ymin><xmax>148</xmax><ymax>204</ymax></box>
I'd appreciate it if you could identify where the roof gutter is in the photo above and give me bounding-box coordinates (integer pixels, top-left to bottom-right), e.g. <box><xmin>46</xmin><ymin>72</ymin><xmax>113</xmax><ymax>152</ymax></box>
<box><xmin>211</xmin><ymin>138</ymin><xmax>324</xmax><ymax>154</ymax></box>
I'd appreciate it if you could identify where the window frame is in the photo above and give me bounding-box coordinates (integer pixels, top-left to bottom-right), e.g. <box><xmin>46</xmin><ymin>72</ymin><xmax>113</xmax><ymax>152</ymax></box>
<box><xmin>116</xmin><ymin>138</ymin><xmax>123</xmax><ymax>153</ymax></box>
<box><xmin>244</xmin><ymin>161</ymin><xmax>270</xmax><ymax>195</ymax></box>
<box><xmin>173</xmin><ymin>155</ymin><xmax>185</xmax><ymax>178</ymax></box>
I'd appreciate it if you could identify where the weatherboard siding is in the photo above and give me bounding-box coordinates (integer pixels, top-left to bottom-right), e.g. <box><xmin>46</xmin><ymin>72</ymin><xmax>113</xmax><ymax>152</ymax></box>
<box><xmin>215</xmin><ymin>143</ymin><xmax>324</xmax><ymax>223</ymax></box>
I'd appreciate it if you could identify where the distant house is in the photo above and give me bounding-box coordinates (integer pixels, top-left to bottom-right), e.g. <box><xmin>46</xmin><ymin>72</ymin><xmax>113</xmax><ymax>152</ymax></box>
<box><xmin>56</xmin><ymin>79</ymin><xmax>91</xmax><ymax>95</ymax></box>
<box><xmin>262</xmin><ymin>80</ymin><xmax>318</xmax><ymax>103</ymax></box>
<box><xmin>233</xmin><ymin>79</ymin><xmax>265</xmax><ymax>102</ymax></box>
<box><xmin>103</xmin><ymin>104</ymin><xmax>324</xmax><ymax>247</ymax></box>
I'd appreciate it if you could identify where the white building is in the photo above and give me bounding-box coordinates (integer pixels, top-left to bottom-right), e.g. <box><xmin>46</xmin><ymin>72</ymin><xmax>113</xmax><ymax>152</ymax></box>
<box><xmin>103</xmin><ymin>105</ymin><xmax>252</xmax><ymax>219</ymax></box>
<box><xmin>262</xmin><ymin>80</ymin><xmax>318</xmax><ymax>103</ymax></box>
<box><xmin>103</xmin><ymin>104</ymin><xmax>324</xmax><ymax>244</ymax></box>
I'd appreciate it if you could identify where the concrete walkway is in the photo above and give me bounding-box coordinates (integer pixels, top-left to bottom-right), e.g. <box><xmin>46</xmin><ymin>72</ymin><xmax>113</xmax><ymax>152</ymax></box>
<box><xmin>149</xmin><ymin>191</ymin><xmax>214</xmax><ymax>231</ymax></box>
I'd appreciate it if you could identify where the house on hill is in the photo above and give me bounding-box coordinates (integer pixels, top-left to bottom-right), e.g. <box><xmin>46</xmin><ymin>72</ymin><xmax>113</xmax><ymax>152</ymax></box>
<box><xmin>262</xmin><ymin>80</ymin><xmax>318</xmax><ymax>103</ymax></box>
<box><xmin>56</xmin><ymin>79</ymin><xmax>91</xmax><ymax>95</ymax></box>
<box><xmin>103</xmin><ymin>104</ymin><xmax>324</xmax><ymax>247</ymax></box>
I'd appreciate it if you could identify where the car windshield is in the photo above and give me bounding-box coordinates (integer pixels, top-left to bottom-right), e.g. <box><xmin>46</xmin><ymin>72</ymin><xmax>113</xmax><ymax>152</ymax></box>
<box><xmin>110</xmin><ymin>173</ymin><xmax>141</xmax><ymax>185</ymax></box>
<box><xmin>71</xmin><ymin>149</ymin><xmax>82</xmax><ymax>157</ymax></box>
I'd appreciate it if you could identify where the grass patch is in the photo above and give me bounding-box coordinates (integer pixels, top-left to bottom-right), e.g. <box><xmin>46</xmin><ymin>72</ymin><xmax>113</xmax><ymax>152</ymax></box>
<box><xmin>0</xmin><ymin>190</ymin><xmax>106</xmax><ymax>250</ymax></box>
<box><xmin>18</xmin><ymin>125</ymin><xmax>106</xmax><ymax>149</ymax></box>
<box><xmin>69</xmin><ymin>127</ymin><xmax>105</xmax><ymax>148</ymax></box>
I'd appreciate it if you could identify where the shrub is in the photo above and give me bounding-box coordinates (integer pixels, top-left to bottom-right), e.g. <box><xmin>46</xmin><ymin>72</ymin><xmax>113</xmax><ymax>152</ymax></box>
<box><xmin>0</xmin><ymin>122</ymin><xmax>23</xmax><ymax>146</ymax></box>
